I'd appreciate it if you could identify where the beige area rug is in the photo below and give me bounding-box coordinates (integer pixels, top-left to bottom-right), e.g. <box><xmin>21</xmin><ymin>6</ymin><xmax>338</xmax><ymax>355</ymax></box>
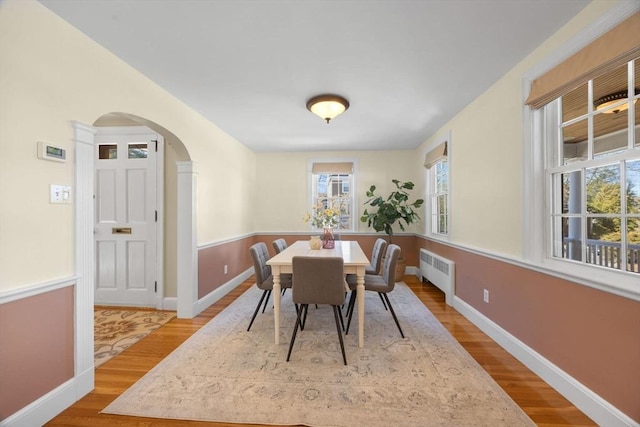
<box><xmin>102</xmin><ymin>283</ymin><xmax>534</xmax><ymax>426</ymax></box>
<box><xmin>94</xmin><ymin>308</ymin><xmax>176</xmax><ymax>368</ymax></box>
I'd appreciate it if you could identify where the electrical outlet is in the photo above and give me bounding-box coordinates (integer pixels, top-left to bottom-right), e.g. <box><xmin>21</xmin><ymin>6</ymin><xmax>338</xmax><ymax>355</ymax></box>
<box><xmin>224</xmin><ymin>264</ymin><xmax>228</xmax><ymax>275</ymax></box>
<box><xmin>483</xmin><ymin>289</ymin><xmax>489</xmax><ymax>303</ymax></box>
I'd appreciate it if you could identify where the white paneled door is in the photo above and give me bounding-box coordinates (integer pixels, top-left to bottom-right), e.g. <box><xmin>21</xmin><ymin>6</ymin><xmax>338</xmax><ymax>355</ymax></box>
<box><xmin>94</xmin><ymin>127</ymin><xmax>162</xmax><ymax>307</ymax></box>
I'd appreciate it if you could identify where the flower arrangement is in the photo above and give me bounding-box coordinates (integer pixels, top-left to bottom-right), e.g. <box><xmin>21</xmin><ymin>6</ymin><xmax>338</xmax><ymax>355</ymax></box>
<box><xmin>303</xmin><ymin>203</ymin><xmax>341</xmax><ymax>229</ymax></box>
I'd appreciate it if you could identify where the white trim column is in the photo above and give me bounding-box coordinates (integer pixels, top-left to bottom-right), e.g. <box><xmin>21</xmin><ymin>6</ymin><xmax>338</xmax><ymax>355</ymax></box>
<box><xmin>71</xmin><ymin>121</ymin><xmax>97</xmax><ymax>398</ymax></box>
<box><xmin>176</xmin><ymin>161</ymin><xmax>198</xmax><ymax>318</ymax></box>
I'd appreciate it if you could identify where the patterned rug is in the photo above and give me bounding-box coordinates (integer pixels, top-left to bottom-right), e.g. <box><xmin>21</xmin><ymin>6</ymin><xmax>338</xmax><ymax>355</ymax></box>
<box><xmin>94</xmin><ymin>308</ymin><xmax>176</xmax><ymax>368</ymax></box>
<box><xmin>102</xmin><ymin>283</ymin><xmax>534</xmax><ymax>426</ymax></box>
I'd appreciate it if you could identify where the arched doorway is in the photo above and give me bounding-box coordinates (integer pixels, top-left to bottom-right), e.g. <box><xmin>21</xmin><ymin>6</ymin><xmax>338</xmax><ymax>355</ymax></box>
<box><xmin>73</xmin><ymin>113</ymin><xmax>197</xmax><ymax>384</ymax></box>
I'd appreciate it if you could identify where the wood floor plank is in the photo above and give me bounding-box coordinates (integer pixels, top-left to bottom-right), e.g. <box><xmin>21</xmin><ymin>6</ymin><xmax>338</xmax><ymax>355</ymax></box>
<box><xmin>45</xmin><ymin>275</ymin><xmax>596</xmax><ymax>426</ymax></box>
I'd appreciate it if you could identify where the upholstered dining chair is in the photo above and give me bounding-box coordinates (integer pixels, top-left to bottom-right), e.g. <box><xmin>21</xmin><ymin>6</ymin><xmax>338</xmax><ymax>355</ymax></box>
<box><xmin>272</xmin><ymin>238</ymin><xmax>293</xmax><ymax>296</ymax></box>
<box><xmin>366</xmin><ymin>238</ymin><xmax>388</xmax><ymax>275</ymax></box>
<box><xmin>272</xmin><ymin>238</ymin><xmax>288</xmax><ymax>254</ymax></box>
<box><xmin>286</xmin><ymin>256</ymin><xmax>348</xmax><ymax>365</ymax></box>
<box><xmin>345</xmin><ymin>238</ymin><xmax>389</xmax><ymax>311</ymax></box>
<box><xmin>247</xmin><ymin>242</ymin><xmax>292</xmax><ymax>331</ymax></box>
<box><xmin>345</xmin><ymin>244</ymin><xmax>404</xmax><ymax>338</ymax></box>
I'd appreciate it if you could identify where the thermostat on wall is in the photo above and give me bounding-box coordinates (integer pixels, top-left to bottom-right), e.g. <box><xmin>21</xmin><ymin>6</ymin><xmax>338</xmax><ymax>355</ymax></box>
<box><xmin>37</xmin><ymin>141</ymin><xmax>66</xmax><ymax>162</ymax></box>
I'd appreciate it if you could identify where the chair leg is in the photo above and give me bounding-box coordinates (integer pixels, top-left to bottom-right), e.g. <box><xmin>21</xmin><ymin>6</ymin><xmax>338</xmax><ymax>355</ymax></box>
<box><xmin>378</xmin><ymin>292</ymin><xmax>388</xmax><ymax>310</ymax></box>
<box><xmin>287</xmin><ymin>304</ymin><xmax>307</xmax><ymax>362</ymax></box>
<box><xmin>338</xmin><ymin>305</ymin><xmax>345</xmax><ymax>332</ymax></box>
<box><xmin>300</xmin><ymin>304</ymin><xmax>309</xmax><ymax>331</ymax></box>
<box><xmin>261</xmin><ymin>290</ymin><xmax>272</xmax><ymax>313</ymax></box>
<box><xmin>333</xmin><ymin>305</ymin><xmax>347</xmax><ymax>365</ymax></box>
<box><xmin>382</xmin><ymin>293</ymin><xmax>405</xmax><ymax>338</ymax></box>
<box><xmin>345</xmin><ymin>290</ymin><xmax>356</xmax><ymax>335</ymax></box>
<box><xmin>247</xmin><ymin>289</ymin><xmax>269</xmax><ymax>331</ymax></box>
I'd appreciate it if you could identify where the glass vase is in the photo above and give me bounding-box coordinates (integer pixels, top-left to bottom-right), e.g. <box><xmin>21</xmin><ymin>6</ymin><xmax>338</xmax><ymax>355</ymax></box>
<box><xmin>322</xmin><ymin>228</ymin><xmax>335</xmax><ymax>249</ymax></box>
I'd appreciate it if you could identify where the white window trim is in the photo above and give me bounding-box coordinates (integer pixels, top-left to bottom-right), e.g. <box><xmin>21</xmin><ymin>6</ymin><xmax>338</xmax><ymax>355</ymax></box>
<box><xmin>522</xmin><ymin>2</ymin><xmax>640</xmax><ymax>301</ymax></box>
<box><xmin>307</xmin><ymin>157</ymin><xmax>359</xmax><ymax>231</ymax></box>
<box><xmin>425</xmin><ymin>131</ymin><xmax>451</xmax><ymax>241</ymax></box>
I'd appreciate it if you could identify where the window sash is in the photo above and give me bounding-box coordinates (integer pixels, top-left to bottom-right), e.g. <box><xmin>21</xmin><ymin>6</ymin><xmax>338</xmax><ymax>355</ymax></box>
<box><xmin>311</xmin><ymin>172</ymin><xmax>354</xmax><ymax>230</ymax></box>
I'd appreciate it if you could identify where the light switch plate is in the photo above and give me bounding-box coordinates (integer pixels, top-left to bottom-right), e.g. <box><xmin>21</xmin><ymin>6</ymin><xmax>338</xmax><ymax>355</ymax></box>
<box><xmin>50</xmin><ymin>184</ymin><xmax>72</xmax><ymax>204</ymax></box>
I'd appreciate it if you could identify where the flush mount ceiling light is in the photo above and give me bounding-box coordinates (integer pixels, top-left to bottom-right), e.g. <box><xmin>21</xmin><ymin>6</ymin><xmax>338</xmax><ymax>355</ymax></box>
<box><xmin>594</xmin><ymin>89</ymin><xmax>639</xmax><ymax>114</ymax></box>
<box><xmin>306</xmin><ymin>94</ymin><xmax>350</xmax><ymax>124</ymax></box>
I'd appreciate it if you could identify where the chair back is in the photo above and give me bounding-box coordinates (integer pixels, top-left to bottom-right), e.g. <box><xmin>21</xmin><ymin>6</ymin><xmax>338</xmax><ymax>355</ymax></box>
<box><xmin>292</xmin><ymin>256</ymin><xmax>345</xmax><ymax>306</ymax></box>
<box><xmin>272</xmin><ymin>238</ymin><xmax>288</xmax><ymax>254</ymax></box>
<box><xmin>370</xmin><ymin>238</ymin><xmax>388</xmax><ymax>275</ymax></box>
<box><xmin>381</xmin><ymin>244</ymin><xmax>401</xmax><ymax>290</ymax></box>
<box><xmin>249</xmin><ymin>242</ymin><xmax>272</xmax><ymax>290</ymax></box>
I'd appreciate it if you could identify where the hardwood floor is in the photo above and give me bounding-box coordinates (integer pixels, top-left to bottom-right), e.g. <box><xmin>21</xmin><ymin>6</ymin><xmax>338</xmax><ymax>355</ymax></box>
<box><xmin>46</xmin><ymin>275</ymin><xmax>596</xmax><ymax>427</ymax></box>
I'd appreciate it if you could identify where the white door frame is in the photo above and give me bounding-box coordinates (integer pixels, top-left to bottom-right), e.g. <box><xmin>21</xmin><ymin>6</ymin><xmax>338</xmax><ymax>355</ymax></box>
<box><xmin>73</xmin><ymin>120</ymin><xmax>198</xmax><ymax>384</ymax></box>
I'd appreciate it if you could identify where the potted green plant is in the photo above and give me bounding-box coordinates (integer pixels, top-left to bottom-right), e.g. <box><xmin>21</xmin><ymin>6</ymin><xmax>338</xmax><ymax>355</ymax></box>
<box><xmin>360</xmin><ymin>179</ymin><xmax>424</xmax><ymax>277</ymax></box>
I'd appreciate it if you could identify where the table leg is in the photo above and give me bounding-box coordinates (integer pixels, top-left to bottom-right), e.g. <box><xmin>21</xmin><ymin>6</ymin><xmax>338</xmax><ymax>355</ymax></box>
<box><xmin>272</xmin><ymin>268</ymin><xmax>281</xmax><ymax>345</ymax></box>
<box><xmin>357</xmin><ymin>273</ymin><xmax>365</xmax><ymax>348</ymax></box>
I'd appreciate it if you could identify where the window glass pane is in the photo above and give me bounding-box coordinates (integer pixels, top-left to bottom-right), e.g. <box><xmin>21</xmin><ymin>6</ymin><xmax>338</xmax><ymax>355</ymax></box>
<box><xmin>437</xmin><ymin>160</ymin><xmax>448</xmax><ymax>192</ymax></box>
<box><xmin>561</xmin><ymin>120</ymin><xmax>587</xmax><ymax>163</ymax></box>
<box><xmin>562</xmin><ymin>81</ymin><xmax>587</xmax><ymax>122</ymax></box>
<box><xmin>587</xmin><ymin>217</ymin><xmax>621</xmax><ymax>270</ymax></box>
<box><xmin>593</xmin><ymin>63</ymin><xmax>628</xmax><ymax>115</ymax></box>
<box><xmin>312</xmin><ymin>173</ymin><xmax>352</xmax><ymax>230</ymax></box>
<box><xmin>561</xmin><ymin>171</ymin><xmax>582</xmax><ymax>215</ymax></box>
<box><xmin>593</xmin><ymin>113</ymin><xmax>627</xmax><ymax>158</ymax></box>
<box><xmin>128</xmin><ymin>143</ymin><xmax>148</xmax><ymax>159</ymax></box>
<box><xmin>98</xmin><ymin>144</ymin><xmax>117</xmax><ymax>159</ymax></box>
<box><xmin>556</xmin><ymin>216</ymin><xmax>582</xmax><ymax>262</ymax></box>
<box><xmin>586</xmin><ymin>164</ymin><xmax>620</xmax><ymax>214</ymax></box>
<box><xmin>628</xmin><ymin>160</ymin><xmax>640</xmax><ymax>214</ymax></box>
<box><xmin>627</xmin><ymin>218</ymin><xmax>640</xmax><ymax>273</ymax></box>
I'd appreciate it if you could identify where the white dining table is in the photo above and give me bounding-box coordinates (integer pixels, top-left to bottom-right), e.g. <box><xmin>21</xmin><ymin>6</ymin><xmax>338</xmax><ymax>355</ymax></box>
<box><xmin>266</xmin><ymin>240</ymin><xmax>370</xmax><ymax>347</ymax></box>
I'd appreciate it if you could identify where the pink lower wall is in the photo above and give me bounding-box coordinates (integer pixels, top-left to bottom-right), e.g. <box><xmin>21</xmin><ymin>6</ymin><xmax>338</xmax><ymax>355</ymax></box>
<box><xmin>198</xmin><ymin>237</ymin><xmax>258</xmax><ymax>299</ymax></box>
<box><xmin>418</xmin><ymin>237</ymin><xmax>640</xmax><ymax>423</ymax></box>
<box><xmin>0</xmin><ymin>285</ymin><xmax>75</xmax><ymax>420</ymax></box>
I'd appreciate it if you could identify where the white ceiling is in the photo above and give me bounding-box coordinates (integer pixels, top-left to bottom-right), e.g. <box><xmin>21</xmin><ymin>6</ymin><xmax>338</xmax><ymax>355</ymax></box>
<box><xmin>39</xmin><ymin>0</ymin><xmax>589</xmax><ymax>152</ymax></box>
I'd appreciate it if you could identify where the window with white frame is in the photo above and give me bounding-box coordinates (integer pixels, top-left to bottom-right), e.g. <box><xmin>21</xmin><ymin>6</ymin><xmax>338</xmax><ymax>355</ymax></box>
<box><xmin>542</xmin><ymin>60</ymin><xmax>639</xmax><ymax>276</ymax></box>
<box><xmin>524</xmin><ymin>9</ymin><xmax>640</xmax><ymax>297</ymax></box>
<box><xmin>311</xmin><ymin>162</ymin><xmax>355</xmax><ymax>230</ymax></box>
<box><xmin>425</xmin><ymin>139</ymin><xmax>449</xmax><ymax>237</ymax></box>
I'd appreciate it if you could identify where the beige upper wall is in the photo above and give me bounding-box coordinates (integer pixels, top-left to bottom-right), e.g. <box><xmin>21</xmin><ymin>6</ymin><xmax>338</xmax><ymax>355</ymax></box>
<box><xmin>416</xmin><ymin>0</ymin><xmax>620</xmax><ymax>257</ymax></box>
<box><xmin>0</xmin><ymin>0</ymin><xmax>255</xmax><ymax>290</ymax></box>
<box><xmin>255</xmin><ymin>150</ymin><xmax>422</xmax><ymax>233</ymax></box>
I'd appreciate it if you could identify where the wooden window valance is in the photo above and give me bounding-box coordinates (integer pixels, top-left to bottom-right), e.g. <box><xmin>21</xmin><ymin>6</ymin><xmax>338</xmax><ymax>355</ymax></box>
<box><xmin>525</xmin><ymin>11</ymin><xmax>640</xmax><ymax>109</ymax></box>
<box><xmin>312</xmin><ymin>162</ymin><xmax>354</xmax><ymax>174</ymax></box>
<box><xmin>424</xmin><ymin>142</ymin><xmax>447</xmax><ymax>169</ymax></box>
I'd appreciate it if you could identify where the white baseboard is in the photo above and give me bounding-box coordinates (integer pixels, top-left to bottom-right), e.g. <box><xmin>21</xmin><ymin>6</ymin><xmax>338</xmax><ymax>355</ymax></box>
<box><xmin>453</xmin><ymin>297</ymin><xmax>638</xmax><ymax>427</ymax></box>
<box><xmin>162</xmin><ymin>297</ymin><xmax>177</xmax><ymax>311</ymax></box>
<box><xmin>0</xmin><ymin>367</ymin><xmax>93</xmax><ymax>427</ymax></box>
<box><xmin>405</xmin><ymin>266</ymin><xmax>419</xmax><ymax>277</ymax></box>
<box><xmin>194</xmin><ymin>268</ymin><xmax>253</xmax><ymax>316</ymax></box>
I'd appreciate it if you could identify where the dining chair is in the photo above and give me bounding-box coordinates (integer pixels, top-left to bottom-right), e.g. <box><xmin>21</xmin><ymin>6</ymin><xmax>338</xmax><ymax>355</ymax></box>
<box><xmin>247</xmin><ymin>242</ymin><xmax>292</xmax><ymax>331</ymax></box>
<box><xmin>345</xmin><ymin>244</ymin><xmax>404</xmax><ymax>338</ymax></box>
<box><xmin>366</xmin><ymin>238</ymin><xmax>388</xmax><ymax>275</ymax></box>
<box><xmin>286</xmin><ymin>256</ymin><xmax>348</xmax><ymax>365</ymax></box>
<box><xmin>272</xmin><ymin>238</ymin><xmax>293</xmax><ymax>296</ymax></box>
<box><xmin>272</xmin><ymin>238</ymin><xmax>288</xmax><ymax>254</ymax></box>
<box><xmin>345</xmin><ymin>238</ymin><xmax>388</xmax><ymax>311</ymax></box>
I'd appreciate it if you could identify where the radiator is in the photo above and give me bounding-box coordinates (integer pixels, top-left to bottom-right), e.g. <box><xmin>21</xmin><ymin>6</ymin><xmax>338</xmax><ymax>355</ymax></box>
<box><xmin>419</xmin><ymin>249</ymin><xmax>455</xmax><ymax>306</ymax></box>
